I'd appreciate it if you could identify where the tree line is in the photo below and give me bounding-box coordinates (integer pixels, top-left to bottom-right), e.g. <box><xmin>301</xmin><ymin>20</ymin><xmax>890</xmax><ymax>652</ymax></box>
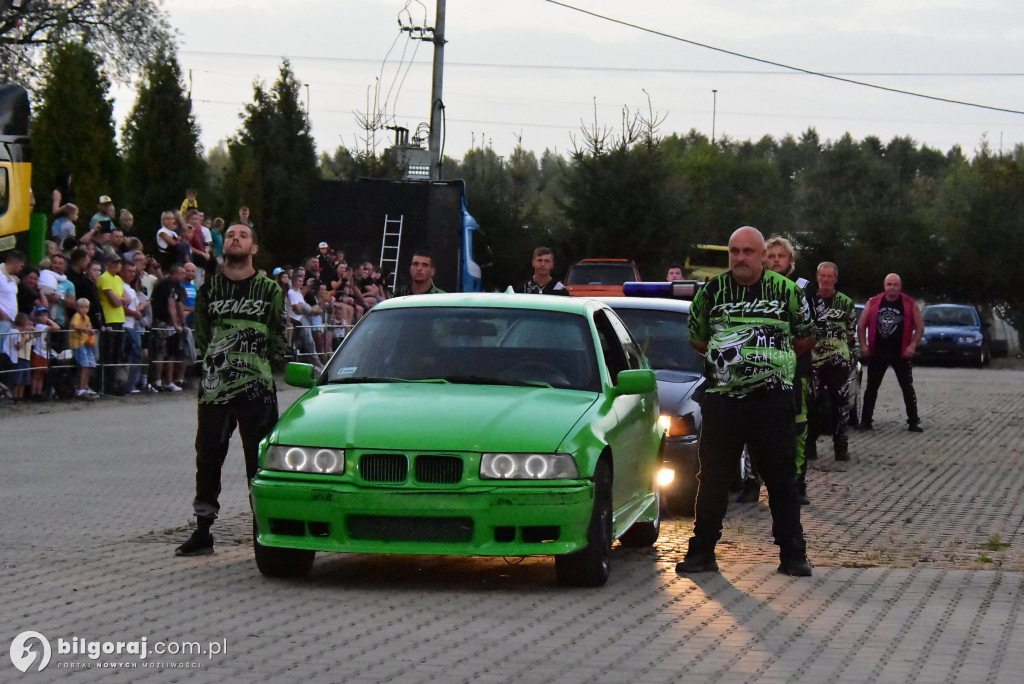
<box><xmin>13</xmin><ymin>19</ymin><xmax>1023</xmax><ymax>337</ymax></box>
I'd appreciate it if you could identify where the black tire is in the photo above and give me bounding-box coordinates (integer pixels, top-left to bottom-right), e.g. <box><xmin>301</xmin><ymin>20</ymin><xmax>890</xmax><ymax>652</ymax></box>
<box><xmin>556</xmin><ymin>460</ymin><xmax>612</xmax><ymax>587</ymax></box>
<box><xmin>253</xmin><ymin>523</ymin><xmax>315</xmax><ymax>578</ymax></box>
<box><xmin>619</xmin><ymin>490</ymin><xmax>661</xmax><ymax>547</ymax></box>
<box><xmin>848</xmin><ymin>390</ymin><xmax>861</xmax><ymax>427</ymax></box>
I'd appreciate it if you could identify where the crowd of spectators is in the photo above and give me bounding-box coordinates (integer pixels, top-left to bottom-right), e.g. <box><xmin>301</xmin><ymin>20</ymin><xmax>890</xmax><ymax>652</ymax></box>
<box><xmin>272</xmin><ymin>242</ymin><xmax>391</xmax><ymax>369</ymax></box>
<box><xmin>0</xmin><ymin>190</ymin><xmax>393</xmax><ymax>404</ymax></box>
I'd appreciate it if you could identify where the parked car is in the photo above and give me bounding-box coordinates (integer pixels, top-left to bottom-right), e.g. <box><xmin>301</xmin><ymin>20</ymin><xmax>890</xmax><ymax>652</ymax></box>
<box><xmin>564</xmin><ymin>258</ymin><xmax>642</xmax><ymax>296</ymax></box>
<box><xmin>597</xmin><ymin>296</ymin><xmax>705</xmax><ymax>516</ymax></box>
<box><xmin>916</xmin><ymin>303</ymin><xmax>991</xmax><ymax>367</ymax></box>
<box><xmin>250</xmin><ymin>293</ymin><xmax>662</xmax><ymax>587</ymax></box>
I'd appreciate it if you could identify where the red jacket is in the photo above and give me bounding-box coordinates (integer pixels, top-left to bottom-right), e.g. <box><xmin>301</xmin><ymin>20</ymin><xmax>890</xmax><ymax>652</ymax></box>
<box><xmin>861</xmin><ymin>292</ymin><xmax>921</xmax><ymax>357</ymax></box>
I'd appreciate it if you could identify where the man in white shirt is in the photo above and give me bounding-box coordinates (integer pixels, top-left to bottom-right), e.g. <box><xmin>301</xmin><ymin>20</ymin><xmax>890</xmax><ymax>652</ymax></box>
<box><xmin>0</xmin><ymin>250</ymin><xmax>25</xmax><ymax>335</ymax></box>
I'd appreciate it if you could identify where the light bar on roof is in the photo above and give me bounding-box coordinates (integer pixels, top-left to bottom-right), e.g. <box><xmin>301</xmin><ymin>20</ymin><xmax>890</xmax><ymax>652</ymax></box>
<box><xmin>622</xmin><ymin>281</ymin><xmax>702</xmax><ymax>299</ymax></box>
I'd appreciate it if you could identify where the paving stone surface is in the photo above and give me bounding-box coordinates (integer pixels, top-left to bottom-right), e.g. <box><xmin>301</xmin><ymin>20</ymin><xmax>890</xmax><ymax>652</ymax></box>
<box><xmin>1</xmin><ymin>363</ymin><xmax>1022</xmax><ymax>683</ymax></box>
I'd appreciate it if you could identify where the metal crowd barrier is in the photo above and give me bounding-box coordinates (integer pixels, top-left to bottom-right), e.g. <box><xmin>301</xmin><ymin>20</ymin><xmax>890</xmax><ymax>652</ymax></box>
<box><xmin>1</xmin><ymin>321</ymin><xmax>354</xmax><ymax>402</ymax></box>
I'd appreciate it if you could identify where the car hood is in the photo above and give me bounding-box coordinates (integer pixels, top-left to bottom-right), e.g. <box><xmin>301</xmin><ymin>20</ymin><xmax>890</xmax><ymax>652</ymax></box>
<box><xmin>923</xmin><ymin>325</ymin><xmax>982</xmax><ymax>338</ymax></box>
<box><xmin>653</xmin><ymin>370</ymin><xmax>703</xmax><ymax>413</ymax></box>
<box><xmin>272</xmin><ymin>383</ymin><xmax>600</xmax><ymax>452</ymax></box>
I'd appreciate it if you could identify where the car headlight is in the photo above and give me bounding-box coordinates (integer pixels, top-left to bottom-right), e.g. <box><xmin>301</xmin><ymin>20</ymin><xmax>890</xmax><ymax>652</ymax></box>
<box><xmin>480</xmin><ymin>453</ymin><xmax>579</xmax><ymax>480</ymax></box>
<box><xmin>660</xmin><ymin>413</ymin><xmax>697</xmax><ymax>437</ymax></box>
<box><xmin>263</xmin><ymin>445</ymin><xmax>345</xmax><ymax>474</ymax></box>
<box><xmin>956</xmin><ymin>336</ymin><xmax>983</xmax><ymax>346</ymax></box>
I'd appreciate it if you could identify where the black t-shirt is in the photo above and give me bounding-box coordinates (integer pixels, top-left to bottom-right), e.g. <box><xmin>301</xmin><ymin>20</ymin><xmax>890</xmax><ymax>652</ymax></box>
<box><xmin>67</xmin><ymin>270</ymin><xmax>104</xmax><ymax>328</ymax></box>
<box><xmin>522</xmin><ymin>278</ymin><xmax>570</xmax><ymax>295</ymax></box>
<box><xmin>875</xmin><ymin>298</ymin><xmax>904</xmax><ymax>355</ymax></box>
<box><xmin>151</xmin><ymin>277</ymin><xmax>185</xmax><ymax>323</ymax></box>
<box><xmin>17</xmin><ymin>284</ymin><xmax>40</xmax><ymax>315</ymax></box>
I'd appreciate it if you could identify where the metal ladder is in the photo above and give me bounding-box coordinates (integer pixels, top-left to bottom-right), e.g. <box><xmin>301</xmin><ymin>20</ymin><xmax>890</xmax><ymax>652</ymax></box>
<box><xmin>379</xmin><ymin>214</ymin><xmax>404</xmax><ymax>291</ymax></box>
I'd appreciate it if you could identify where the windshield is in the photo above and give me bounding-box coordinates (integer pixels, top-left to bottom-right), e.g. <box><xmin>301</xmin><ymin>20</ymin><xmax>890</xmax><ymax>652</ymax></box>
<box><xmin>923</xmin><ymin>306</ymin><xmax>980</xmax><ymax>327</ymax></box>
<box><xmin>323</xmin><ymin>306</ymin><xmax>601</xmax><ymax>392</ymax></box>
<box><xmin>609</xmin><ymin>307</ymin><xmax>702</xmax><ymax>373</ymax></box>
<box><xmin>565</xmin><ymin>263</ymin><xmax>637</xmax><ymax>285</ymax></box>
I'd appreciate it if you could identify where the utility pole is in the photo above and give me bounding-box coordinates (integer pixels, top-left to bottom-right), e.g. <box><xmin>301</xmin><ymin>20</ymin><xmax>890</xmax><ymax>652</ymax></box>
<box><xmin>428</xmin><ymin>0</ymin><xmax>447</xmax><ymax>180</ymax></box>
<box><xmin>711</xmin><ymin>89</ymin><xmax>718</xmax><ymax>144</ymax></box>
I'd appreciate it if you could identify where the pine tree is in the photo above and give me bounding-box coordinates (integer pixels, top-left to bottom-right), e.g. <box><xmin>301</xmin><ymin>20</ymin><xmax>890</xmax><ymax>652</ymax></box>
<box><xmin>122</xmin><ymin>43</ymin><xmax>206</xmax><ymax>241</ymax></box>
<box><xmin>31</xmin><ymin>42</ymin><xmax>121</xmax><ymax>223</ymax></box>
<box><xmin>224</xmin><ymin>60</ymin><xmax>318</xmax><ymax>268</ymax></box>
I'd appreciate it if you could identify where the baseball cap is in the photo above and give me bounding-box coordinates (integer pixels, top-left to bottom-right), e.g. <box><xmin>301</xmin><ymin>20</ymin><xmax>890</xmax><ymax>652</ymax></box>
<box><xmin>318</xmin><ymin>242</ymin><xmax>329</xmax><ymax>249</ymax></box>
<box><xmin>98</xmin><ymin>195</ymin><xmax>113</xmax><ymax>204</ymax></box>
<box><xmin>33</xmin><ymin>306</ymin><xmax>49</xmax><ymax>316</ymax></box>
<box><xmin>272</xmin><ymin>267</ymin><xmax>284</xmax><ymax>276</ymax></box>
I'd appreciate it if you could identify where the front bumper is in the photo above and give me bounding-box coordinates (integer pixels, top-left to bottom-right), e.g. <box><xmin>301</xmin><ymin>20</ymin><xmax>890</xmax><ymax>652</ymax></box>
<box><xmin>916</xmin><ymin>344</ymin><xmax>982</xmax><ymax>363</ymax></box>
<box><xmin>661</xmin><ymin>437</ymin><xmax>699</xmax><ymax>494</ymax></box>
<box><xmin>250</xmin><ymin>473</ymin><xmax>595</xmax><ymax>557</ymax></box>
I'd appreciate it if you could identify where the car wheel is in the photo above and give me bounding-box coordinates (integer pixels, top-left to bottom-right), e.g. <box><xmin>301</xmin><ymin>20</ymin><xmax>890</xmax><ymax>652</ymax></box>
<box><xmin>253</xmin><ymin>522</ymin><xmax>315</xmax><ymax>578</ymax></box>
<box><xmin>556</xmin><ymin>460</ymin><xmax>612</xmax><ymax>587</ymax></box>
<box><xmin>619</xmin><ymin>490</ymin><xmax>661</xmax><ymax>547</ymax></box>
<box><xmin>665</xmin><ymin>486</ymin><xmax>697</xmax><ymax>517</ymax></box>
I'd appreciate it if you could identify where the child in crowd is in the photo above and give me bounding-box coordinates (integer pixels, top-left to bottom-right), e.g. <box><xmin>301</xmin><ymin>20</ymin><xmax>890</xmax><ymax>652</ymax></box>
<box><xmin>327</xmin><ymin>298</ymin><xmax>349</xmax><ymax>352</ymax></box>
<box><xmin>5</xmin><ymin>313</ymin><xmax>34</xmax><ymax>400</ymax></box>
<box><xmin>31</xmin><ymin>306</ymin><xmax>59</xmax><ymax>399</ymax></box>
<box><xmin>70</xmin><ymin>297</ymin><xmax>99</xmax><ymax>399</ymax></box>
<box><xmin>180</xmin><ymin>187</ymin><xmax>198</xmax><ymax>216</ymax></box>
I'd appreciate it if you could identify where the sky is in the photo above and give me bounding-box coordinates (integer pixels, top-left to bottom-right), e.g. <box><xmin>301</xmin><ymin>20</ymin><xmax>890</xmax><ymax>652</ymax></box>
<box><xmin>130</xmin><ymin>0</ymin><xmax>1024</xmax><ymax>161</ymax></box>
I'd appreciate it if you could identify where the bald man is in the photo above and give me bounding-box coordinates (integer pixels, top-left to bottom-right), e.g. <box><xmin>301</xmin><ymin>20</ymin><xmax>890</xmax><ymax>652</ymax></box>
<box><xmin>856</xmin><ymin>273</ymin><xmax>925</xmax><ymax>432</ymax></box>
<box><xmin>679</xmin><ymin>226</ymin><xmax>815</xmax><ymax>577</ymax></box>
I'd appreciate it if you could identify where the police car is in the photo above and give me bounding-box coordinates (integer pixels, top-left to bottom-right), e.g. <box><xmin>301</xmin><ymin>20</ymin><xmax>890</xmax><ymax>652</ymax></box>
<box><xmin>597</xmin><ymin>281</ymin><xmax>706</xmax><ymax>515</ymax></box>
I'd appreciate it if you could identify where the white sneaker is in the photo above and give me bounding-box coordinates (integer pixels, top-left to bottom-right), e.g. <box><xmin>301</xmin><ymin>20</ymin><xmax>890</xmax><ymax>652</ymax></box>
<box><xmin>144</xmin><ymin>384</ymin><xmax>159</xmax><ymax>394</ymax></box>
<box><xmin>166</xmin><ymin>383</ymin><xmax>183</xmax><ymax>392</ymax></box>
<box><xmin>129</xmin><ymin>388</ymin><xmax>140</xmax><ymax>394</ymax></box>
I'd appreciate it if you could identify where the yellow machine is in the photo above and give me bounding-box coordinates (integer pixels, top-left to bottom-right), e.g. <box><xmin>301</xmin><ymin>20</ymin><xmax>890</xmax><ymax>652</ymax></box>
<box><xmin>0</xmin><ymin>84</ymin><xmax>32</xmax><ymax>251</ymax></box>
<box><xmin>685</xmin><ymin>244</ymin><xmax>729</xmax><ymax>281</ymax></box>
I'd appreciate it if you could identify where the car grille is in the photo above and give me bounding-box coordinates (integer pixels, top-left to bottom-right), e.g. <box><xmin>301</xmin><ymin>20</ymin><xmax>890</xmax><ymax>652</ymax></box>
<box><xmin>346</xmin><ymin>515</ymin><xmax>474</xmax><ymax>543</ymax></box>
<box><xmin>415</xmin><ymin>455</ymin><xmax>463</xmax><ymax>484</ymax></box>
<box><xmin>360</xmin><ymin>453</ymin><xmax>408</xmax><ymax>482</ymax></box>
<box><xmin>359</xmin><ymin>453</ymin><xmax>465</xmax><ymax>484</ymax></box>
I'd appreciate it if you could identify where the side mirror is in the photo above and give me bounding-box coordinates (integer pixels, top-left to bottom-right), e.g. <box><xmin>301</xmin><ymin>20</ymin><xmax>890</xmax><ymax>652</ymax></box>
<box><xmin>613</xmin><ymin>368</ymin><xmax>656</xmax><ymax>396</ymax></box>
<box><xmin>285</xmin><ymin>362</ymin><xmax>317</xmax><ymax>388</ymax></box>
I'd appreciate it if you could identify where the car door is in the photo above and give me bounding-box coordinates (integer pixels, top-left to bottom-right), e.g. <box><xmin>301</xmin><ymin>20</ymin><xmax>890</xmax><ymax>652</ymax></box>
<box><xmin>592</xmin><ymin>309</ymin><xmax>658</xmax><ymax>507</ymax></box>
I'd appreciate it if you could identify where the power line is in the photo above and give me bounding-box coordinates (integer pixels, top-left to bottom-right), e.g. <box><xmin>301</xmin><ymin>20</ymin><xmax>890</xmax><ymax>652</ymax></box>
<box><xmin>178</xmin><ymin>51</ymin><xmax>1024</xmax><ymax>79</ymax></box>
<box><xmin>545</xmin><ymin>0</ymin><xmax>1024</xmax><ymax>116</ymax></box>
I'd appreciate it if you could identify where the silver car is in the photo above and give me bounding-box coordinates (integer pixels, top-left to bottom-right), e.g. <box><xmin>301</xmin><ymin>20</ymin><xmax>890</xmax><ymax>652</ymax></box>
<box><xmin>598</xmin><ymin>297</ymin><xmax>705</xmax><ymax>515</ymax></box>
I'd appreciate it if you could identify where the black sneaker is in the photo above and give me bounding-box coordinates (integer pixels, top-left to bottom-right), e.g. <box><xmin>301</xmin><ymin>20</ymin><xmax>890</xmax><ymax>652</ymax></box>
<box><xmin>908</xmin><ymin>423</ymin><xmax>924</xmax><ymax>433</ymax></box>
<box><xmin>778</xmin><ymin>555</ymin><xmax>812</xmax><ymax>577</ymax></box>
<box><xmin>856</xmin><ymin>421</ymin><xmax>873</xmax><ymax>431</ymax></box>
<box><xmin>835</xmin><ymin>443</ymin><xmax>850</xmax><ymax>461</ymax></box>
<box><xmin>175</xmin><ymin>530</ymin><xmax>214</xmax><ymax>556</ymax></box>
<box><xmin>676</xmin><ymin>551</ymin><xmax>719</xmax><ymax>574</ymax></box>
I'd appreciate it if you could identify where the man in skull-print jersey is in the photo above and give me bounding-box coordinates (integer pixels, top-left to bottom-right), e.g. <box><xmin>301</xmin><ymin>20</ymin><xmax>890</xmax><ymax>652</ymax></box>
<box><xmin>175</xmin><ymin>223</ymin><xmax>287</xmax><ymax>557</ymax></box>
<box><xmin>677</xmin><ymin>226</ymin><xmax>815</xmax><ymax>578</ymax></box>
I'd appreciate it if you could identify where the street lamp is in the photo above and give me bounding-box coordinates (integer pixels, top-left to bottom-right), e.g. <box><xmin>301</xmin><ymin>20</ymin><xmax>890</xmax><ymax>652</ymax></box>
<box><xmin>712</xmin><ymin>89</ymin><xmax>718</xmax><ymax>144</ymax></box>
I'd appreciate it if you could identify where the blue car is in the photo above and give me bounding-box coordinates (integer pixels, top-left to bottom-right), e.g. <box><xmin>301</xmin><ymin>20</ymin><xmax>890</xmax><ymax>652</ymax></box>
<box><xmin>916</xmin><ymin>304</ymin><xmax>991</xmax><ymax>367</ymax></box>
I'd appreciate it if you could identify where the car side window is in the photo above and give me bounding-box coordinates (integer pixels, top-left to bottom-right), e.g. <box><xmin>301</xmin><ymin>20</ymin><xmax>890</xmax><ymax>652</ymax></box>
<box><xmin>593</xmin><ymin>310</ymin><xmax>630</xmax><ymax>381</ymax></box>
<box><xmin>603</xmin><ymin>311</ymin><xmax>644</xmax><ymax>370</ymax></box>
